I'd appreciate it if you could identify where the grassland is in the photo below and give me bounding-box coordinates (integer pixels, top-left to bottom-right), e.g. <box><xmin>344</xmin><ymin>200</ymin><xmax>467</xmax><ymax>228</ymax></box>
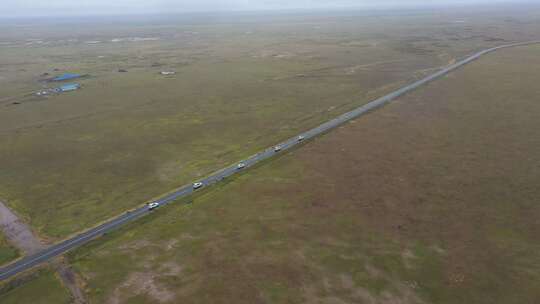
<box><xmin>0</xmin><ymin>234</ymin><xmax>18</xmax><ymax>266</ymax></box>
<box><xmin>49</xmin><ymin>43</ymin><xmax>540</xmax><ymax>303</ymax></box>
<box><xmin>0</xmin><ymin>269</ymin><xmax>71</xmax><ymax>304</ymax></box>
<box><xmin>1</xmin><ymin>7</ymin><xmax>540</xmax><ymax>239</ymax></box>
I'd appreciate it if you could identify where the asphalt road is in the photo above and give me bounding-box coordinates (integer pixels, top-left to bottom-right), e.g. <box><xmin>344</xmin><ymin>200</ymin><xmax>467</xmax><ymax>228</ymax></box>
<box><xmin>0</xmin><ymin>41</ymin><xmax>537</xmax><ymax>281</ymax></box>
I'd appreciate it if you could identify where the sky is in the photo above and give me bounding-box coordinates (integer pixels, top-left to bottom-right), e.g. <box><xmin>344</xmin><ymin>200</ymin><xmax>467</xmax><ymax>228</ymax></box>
<box><xmin>1</xmin><ymin>0</ymin><xmax>534</xmax><ymax>17</ymax></box>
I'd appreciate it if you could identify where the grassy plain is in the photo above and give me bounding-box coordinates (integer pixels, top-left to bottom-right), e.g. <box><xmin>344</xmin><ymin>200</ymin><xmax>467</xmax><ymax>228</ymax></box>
<box><xmin>0</xmin><ymin>269</ymin><xmax>71</xmax><ymax>304</ymax></box>
<box><xmin>0</xmin><ymin>234</ymin><xmax>18</xmax><ymax>266</ymax></box>
<box><xmin>59</xmin><ymin>43</ymin><xmax>540</xmax><ymax>303</ymax></box>
<box><xmin>1</xmin><ymin>7</ymin><xmax>540</xmax><ymax>238</ymax></box>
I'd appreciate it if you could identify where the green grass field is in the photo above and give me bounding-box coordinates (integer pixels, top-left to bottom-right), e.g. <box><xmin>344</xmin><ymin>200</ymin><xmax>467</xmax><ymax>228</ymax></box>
<box><xmin>3</xmin><ymin>8</ymin><xmax>538</xmax><ymax>239</ymax></box>
<box><xmin>0</xmin><ymin>234</ymin><xmax>19</xmax><ymax>266</ymax></box>
<box><xmin>52</xmin><ymin>43</ymin><xmax>540</xmax><ymax>303</ymax></box>
<box><xmin>0</xmin><ymin>269</ymin><xmax>71</xmax><ymax>304</ymax></box>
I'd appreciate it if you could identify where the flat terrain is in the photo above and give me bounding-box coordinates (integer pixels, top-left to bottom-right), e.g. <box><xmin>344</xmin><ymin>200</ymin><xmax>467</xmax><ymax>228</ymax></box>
<box><xmin>0</xmin><ymin>269</ymin><xmax>71</xmax><ymax>304</ymax></box>
<box><xmin>0</xmin><ymin>234</ymin><xmax>18</xmax><ymax>266</ymax></box>
<box><xmin>48</xmin><ymin>43</ymin><xmax>540</xmax><ymax>303</ymax></box>
<box><xmin>1</xmin><ymin>8</ymin><xmax>540</xmax><ymax>238</ymax></box>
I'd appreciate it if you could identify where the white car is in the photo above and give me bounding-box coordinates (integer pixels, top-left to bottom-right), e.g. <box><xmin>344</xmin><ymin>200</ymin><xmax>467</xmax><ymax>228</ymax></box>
<box><xmin>193</xmin><ymin>182</ymin><xmax>203</xmax><ymax>189</ymax></box>
<box><xmin>148</xmin><ymin>202</ymin><xmax>160</xmax><ymax>210</ymax></box>
<box><xmin>274</xmin><ymin>146</ymin><xmax>282</xmax><ymax>152</ymax></box>
<box><xmin>298</xmin><ymin>135</ymin><xmax>305</xmax><ymax>141</ymax></box>
<box><xmin>237</xmin><ymin>163</ymin><xmax>246</xmax><ymax>169</ymax></box>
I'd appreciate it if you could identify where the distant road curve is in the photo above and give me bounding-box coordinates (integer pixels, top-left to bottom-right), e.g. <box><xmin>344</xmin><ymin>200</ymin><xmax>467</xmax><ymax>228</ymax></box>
<box><xmin>0</xmin><ymin>41</ymin><xmax>538</xmax><ymax>281</ymax></box>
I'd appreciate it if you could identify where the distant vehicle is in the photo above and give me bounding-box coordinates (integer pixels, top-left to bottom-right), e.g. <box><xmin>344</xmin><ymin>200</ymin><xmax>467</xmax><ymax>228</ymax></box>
<box><xmin>237</xmin><ymin>163</ymin><xmax>246</xmax><ymax>169</ymax></box>
<box><xmin>297</xmin><ymin>135</ymin><xmax>305</xmax><ymax>141</ymax></box>
<box><xmin>148</xmin><ymin>202</ymin><xmax>160</xmax><ymax>210</ymax></box>
<box><xmin>274</xmin><ymin>146</ymin><xmax>282</xmax><ymax>152</ymax></box>
<box><xmin>193</xmin><ymin>182</ymin><xmax>203</xmax><ymax>189</ymax></box>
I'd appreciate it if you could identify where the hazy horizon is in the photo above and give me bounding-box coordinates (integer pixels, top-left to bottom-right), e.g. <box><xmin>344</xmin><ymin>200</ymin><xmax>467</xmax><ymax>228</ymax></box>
<box><xmin>2</xmin><ymin>0</ymin><xmax>539</xmax><ymax>18</ymax></box>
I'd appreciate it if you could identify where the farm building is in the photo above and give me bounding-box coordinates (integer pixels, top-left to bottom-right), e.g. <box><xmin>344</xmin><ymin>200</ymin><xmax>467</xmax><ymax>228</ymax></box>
<box><xmin>57</xmin><ymin>83</ymin><xmax>81</xmax><ymax>92</ymax></box>
<box><xmin>52</xmin><ymin>73</ymin><xmax>83</xmax><ymax>81</ymax></box>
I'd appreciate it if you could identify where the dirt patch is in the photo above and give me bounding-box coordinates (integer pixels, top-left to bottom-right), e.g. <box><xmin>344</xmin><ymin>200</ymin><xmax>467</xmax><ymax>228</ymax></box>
<box><xmin>107</xmin><ymin>272</ymin><xmax>175</xmax><ymax>304</ymax></box>
<box><xmin>252</xmin><ymin>50</ymin><xmax>297</xmax><ymax>59</ymax></box>
<box><xmin>343</xmin><ymin>60</ymin><xmax>405</xmax><ymax>75</ymax></box>
<box><xmin>117</xmin><ymin>239</ymin><xmax>152</xmax><ymax>251</ymax></box>
<box><xmin>401</xmin><ymin>249</ymin><xmax>417</xmax><ymax>270</ymax></box>
<box><xmin>53</xmin><ymin>259</ymin><xmax>87</xmax><ymax>304</ymax></box>
<box><xmin>0</xmin><ymin>201</ymin><xmax>45</xmax><ymax>254</ymax></box>
<box><xmin>303</xmin><ymin>281</ymin><xmax>421</xmax><ymax>304</ymax></box>
<box><xmin>106</xmin><ymin>261</ymin><xmax>182</xmax><ymax>304</ymax></box>
<box><xmin>164</xmin><ymin>239</ymin><xmax>179</xmax><ymax>251</ymax></box>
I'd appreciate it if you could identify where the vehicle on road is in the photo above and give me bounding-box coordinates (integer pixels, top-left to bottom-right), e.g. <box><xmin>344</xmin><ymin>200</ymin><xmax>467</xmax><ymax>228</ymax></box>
<box><xmin>298</xmin><ymin>135</ymin><xmax>305</xmax><ymax>141</ymax></box>
<box><xmin>274</xmin><ymin>146</ymin><xmax>282</xmax><ymax>152</ymax></box>
<box><xmin>148</xmin><ymin>202</ymin><xmax>160</xmax><ymax>210</ymax></box>
<box><xmin>193</xmin><ymin>182</ymin><xmax>203</xmax><ymax>189</ymax></box>
<box><xmin>237</xmin><ymin>163</ymin><xmax>246</xmax><ymax>169</ymax></box>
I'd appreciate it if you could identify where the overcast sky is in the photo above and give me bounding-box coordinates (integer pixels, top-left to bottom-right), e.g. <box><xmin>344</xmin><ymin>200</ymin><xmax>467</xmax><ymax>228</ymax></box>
<box><xmin>1</xmin><ymin>0</ymin><xmax>534</xmax><ymax>17</ymax></box>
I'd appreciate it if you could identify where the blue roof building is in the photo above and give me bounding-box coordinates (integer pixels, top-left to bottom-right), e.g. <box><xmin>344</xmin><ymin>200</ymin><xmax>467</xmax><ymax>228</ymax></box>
<box><xmin>58</xmin><ymin>83</ymin><xmax>81</xmax><ymax>92</ymax></box>
<box><xmin>52</xmin><ymin>73</ymin><xmax>82</xmax><ymax>81</ymax></box>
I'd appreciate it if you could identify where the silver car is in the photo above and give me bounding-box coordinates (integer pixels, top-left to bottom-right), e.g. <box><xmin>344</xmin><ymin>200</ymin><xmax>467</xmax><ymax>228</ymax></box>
<box><xmin>148</xmin><ymin>202</ymin><xmax>160</xmax><ymax>210</ymax></box>
<box><xmin>193</xmin><ymin>182</ymin><xmax>203</xmax><ymax>189</ymax></box>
